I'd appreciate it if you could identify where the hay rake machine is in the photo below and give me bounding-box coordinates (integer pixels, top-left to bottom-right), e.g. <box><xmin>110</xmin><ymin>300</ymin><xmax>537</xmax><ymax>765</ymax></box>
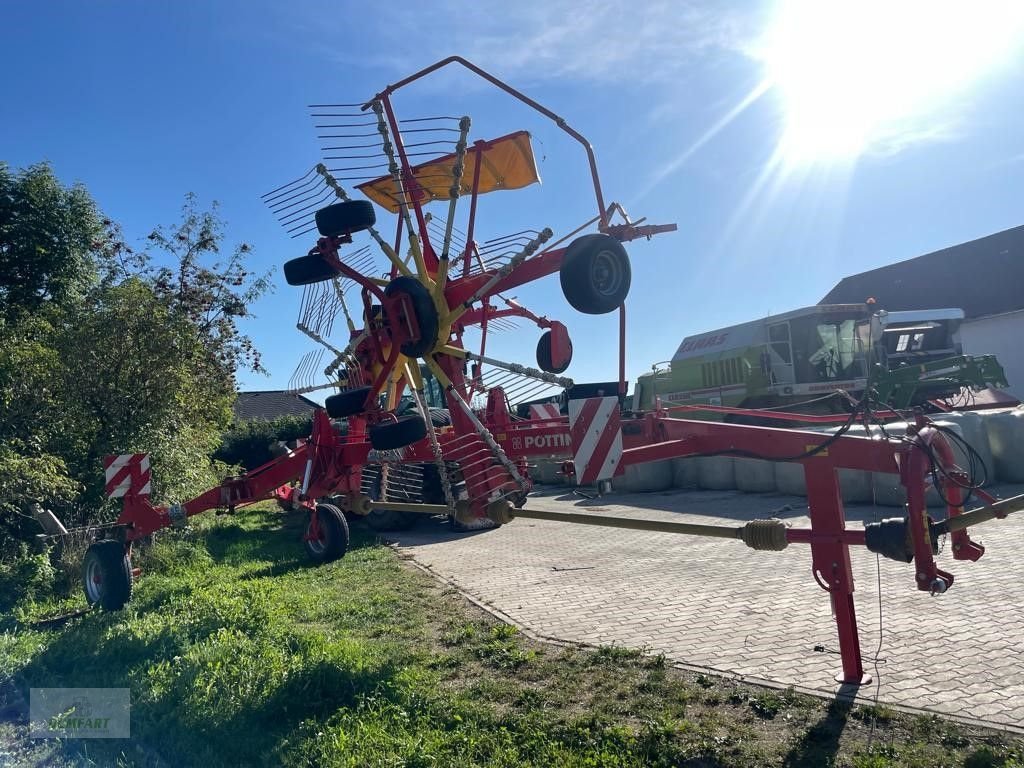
<box><xmin>82</xmin><ymin>57</ymin><xmax>1024</xmax><ymax>688</ymax></box>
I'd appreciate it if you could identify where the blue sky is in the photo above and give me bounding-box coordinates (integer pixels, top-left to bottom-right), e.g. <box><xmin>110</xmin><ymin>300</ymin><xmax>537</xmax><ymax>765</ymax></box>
<box><xmin>3</xmin><ymin>1</ymin><xmax>1024</xmax><ymax>397</ymax></box>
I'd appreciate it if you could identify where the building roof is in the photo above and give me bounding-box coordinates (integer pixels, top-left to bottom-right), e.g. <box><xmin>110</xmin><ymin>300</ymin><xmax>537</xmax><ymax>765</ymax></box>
<box><xmin>233</xmin><ymin>390</ymin><xmax>319</xmax><ymax>422</ymax></box>
<box><xmin>820</xmin><ymin>224</ymin><xmax>1024</xmax><ymax>320</ymax></box>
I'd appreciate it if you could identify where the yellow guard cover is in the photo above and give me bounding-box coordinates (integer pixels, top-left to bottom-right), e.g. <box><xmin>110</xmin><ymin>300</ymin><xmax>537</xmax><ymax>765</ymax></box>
<box><xmin>357</xmin><ymin>130</ymin><xmax>540</xmax><ymax>213</ymax></box>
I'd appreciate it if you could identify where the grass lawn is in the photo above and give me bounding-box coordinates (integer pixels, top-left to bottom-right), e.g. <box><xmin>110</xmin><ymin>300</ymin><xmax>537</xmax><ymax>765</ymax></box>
<box><xmin>1</xmin><ymin>503</ymin><xmax>1022</xmax><ymax>767</ymax></box>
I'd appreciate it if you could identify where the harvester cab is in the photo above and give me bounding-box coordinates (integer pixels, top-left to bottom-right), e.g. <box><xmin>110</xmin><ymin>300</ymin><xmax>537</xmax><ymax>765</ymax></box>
<box><xmin>635</xmin><ymin>303</ymin><xmax>1010</xmax><ymax>415</ymax></box>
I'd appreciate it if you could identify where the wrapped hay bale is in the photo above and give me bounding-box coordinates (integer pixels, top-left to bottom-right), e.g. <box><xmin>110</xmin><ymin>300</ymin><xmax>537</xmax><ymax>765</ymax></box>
<box><xmin>985</xmin><ymin>408</ymin><xmax>1024</xmax><ymax>483</ymax></box>
<box><xmin>941</xmin><ymin>410</ymin><xmax>995</xmax><ymax>484</ymax></box>
<box><xmin>775</xmin><ymin>461</ymin><xmax>807</xmax><ymax>497</ymax></box>
<box><xmin>871</xmin><ymin>421</ymin><xmax>962</xmax><ymax>508</ymax></box>
<box><xmin>672</xmin><ymin>457</ymin><xmax>700</xmax><ymax>489</ymax></box>
<box><xmin>696</xmin><ymin>456</ymin><xmax>735</xmax><ymax>490</ymax></box>
<box><xmin>611</xmin><ymin>460</ymin><xmax>673</xmax><ymax>493</ymax></box>
<box><xmin>734</xmin><ymin>458</ymin><xmax>776</xmax><ymax>493</ymax></box>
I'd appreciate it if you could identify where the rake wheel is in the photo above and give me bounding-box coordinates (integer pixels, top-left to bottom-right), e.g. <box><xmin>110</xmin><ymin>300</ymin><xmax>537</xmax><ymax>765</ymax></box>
<box><xmin>83</xmin><ymin>540</ymin><xmax>133</xmax><ymax>611</ymax></box>
<box><xmin>315</xmin><ymin>200</ymin><xmax>376</xmax><ymax>237</ymax></box>
<box><xmin>559</xmin><ymin>234</ymin><xmax>631</xmax><ymax>314</ymax></box>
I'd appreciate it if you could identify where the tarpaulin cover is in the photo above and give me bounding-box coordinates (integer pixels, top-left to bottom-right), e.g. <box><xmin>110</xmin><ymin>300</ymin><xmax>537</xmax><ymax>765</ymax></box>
<box><xmin>357</xmin><ymin>130</ymin><xmax>540</xmax><ymax>213</ymax></box>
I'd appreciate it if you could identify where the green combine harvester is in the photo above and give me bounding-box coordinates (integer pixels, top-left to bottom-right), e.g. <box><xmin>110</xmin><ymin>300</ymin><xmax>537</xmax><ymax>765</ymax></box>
<box><xmin>633</xmin><ymin>303</ymin><xmax>1010</xmax><ymax>419</ymax></box>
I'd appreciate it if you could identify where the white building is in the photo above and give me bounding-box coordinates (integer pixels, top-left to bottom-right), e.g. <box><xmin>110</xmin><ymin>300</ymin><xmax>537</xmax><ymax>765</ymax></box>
<box><xmin>821</xmin><ymin>225</ymin><xmax>1024</xmax><ymax>399</ymax></box>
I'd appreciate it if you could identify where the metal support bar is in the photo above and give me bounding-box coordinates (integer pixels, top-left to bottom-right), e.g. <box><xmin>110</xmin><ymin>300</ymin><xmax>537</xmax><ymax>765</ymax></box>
<box><xmin>372</xmin><ymin>100</ymin><xmax>428</xmax><ymax>278</ymax></box>
<box><xmin>805</xmin><ymin>464</ymin><xmax>868</xmax><ymax>685</ymax></box>
<box><xmin>434</xmin><ymin>116</ymin><xmax>472</xmax><ymax>300</ymax></box>
<box><xmin>361</xmin><ymin>56</ymin><xmax>610</xmax><ymax>228</ymax></box>
<box><xmin>367</xmin><ymin>501</ymin><xmax>450</xmax><ymax>515</ymax></box>
<box><xmin>509</xmin><ymin>508</ymin><xmax>753</xmax><ymax>538</ymax></box>
<box><xmin>442</xmin><ymin>228</ymin><xmax>552</xmax><ymax>326</ymax></box>
<box><xmin>936</xmin><ymin>493</ymin><xmax>1024</xmax><ymax>534</ymax></box>
<box><xmin>502</xmin><ymin>508</ymin><xmax>854</xmax><ymax>554</ymax></box>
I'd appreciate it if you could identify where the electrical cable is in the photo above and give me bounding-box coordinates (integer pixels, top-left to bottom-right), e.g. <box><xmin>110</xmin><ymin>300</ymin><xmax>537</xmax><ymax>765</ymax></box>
<box><xmin>684</xmin><ymin>394</ymin><xmax>871</xmax><ymax>464</ymax></box>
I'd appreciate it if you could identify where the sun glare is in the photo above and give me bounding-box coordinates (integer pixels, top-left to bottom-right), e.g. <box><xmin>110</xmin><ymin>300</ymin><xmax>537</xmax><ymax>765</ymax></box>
<box><xmin>763</xmin><ymin>0</ymin><xmax>1024</xmax><ymax>162</ymax></box>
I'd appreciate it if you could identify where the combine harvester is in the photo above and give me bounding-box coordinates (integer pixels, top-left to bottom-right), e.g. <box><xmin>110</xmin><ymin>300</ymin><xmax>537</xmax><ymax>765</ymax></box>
<box><xmin>83</xmin><ymin>58</ymin><xmax>1024</xmax><ymax>689</ymax></box>
<box><xmin>633</xmin><ymin>303</ymin><xmax>1011</xmax><ymax>420</ymax></box>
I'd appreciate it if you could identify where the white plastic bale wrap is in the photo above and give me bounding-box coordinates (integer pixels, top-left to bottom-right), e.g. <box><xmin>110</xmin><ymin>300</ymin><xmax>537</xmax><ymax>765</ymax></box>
<box><xmin>940</xmin><ymin>410</ymin><xmax>995</xmax><ymax>484</ymax></box>
<box><xmin>671</xmin><ymin>458</ymin><xmax>700</xmax><ymax>489</ymax></box>
<box><xmin>734</xmin><ymin>458</ymin><xmax>777</xmax><ymax>493</ymax></box>
<box><xmin>696</xmin><ymin>456</ymin><xmax>735</xmax><ymax>490</ymax></box>
<box><xmin>825</xmin><ymin>425</ymin><xmax>875</xmax><ymax>504</ymax></box>
<box><xmin>871</xmin><ymin>421</ymin><xmax>963</xmax><ymax>508</ymax></box>
<box><xmin>774</xmin><ymin>461</ymin><xmax>807</xmax><ymax>497</ymax></box>
<box><xmin>772</xmin><ymin>426</ymin><xmax>833</xmax><ymax>497</ymax></box>
<box><xmin>985</xmin><ymin>408</ymin><xmax>1024</xmax><ymax>483</ymax></box>
<box><xmin>611</xmin><ymin>460</ymin><xmax>674</xmax><ymax>493</ymax></box>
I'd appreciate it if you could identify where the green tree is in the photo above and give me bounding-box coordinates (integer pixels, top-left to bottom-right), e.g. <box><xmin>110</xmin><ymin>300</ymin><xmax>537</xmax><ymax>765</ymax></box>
<box><xmin>0</xmin><ymin>164</ymin><xmax>271</xmax><ymax>551</ymax></box>
<box><xmin>147</xmin><ymin>193</ymin><xmax>271</xmax><ymax>381</ymax></box>
<box><xmin>0</xmin><ymin>162</ymin><xmax>137</xmax><ymax>321</ymax></box>
<box><xmin>46</xmin><ymin>279</ymin><xmax>236</xmax><ymax>517</ymax></box>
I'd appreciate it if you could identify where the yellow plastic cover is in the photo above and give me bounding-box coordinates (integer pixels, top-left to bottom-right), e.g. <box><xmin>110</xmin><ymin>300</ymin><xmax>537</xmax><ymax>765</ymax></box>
<box><xmin>357</xmin><ymin>130</ymin><xmax>540</xmax><ymax>213</ymax></box>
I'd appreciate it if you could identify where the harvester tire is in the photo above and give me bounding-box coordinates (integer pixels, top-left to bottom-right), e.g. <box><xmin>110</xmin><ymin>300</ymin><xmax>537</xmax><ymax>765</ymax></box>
<box><xmin>369</xmin><ymin>415</ymin><xmax>427</xmax><ymax>450</ymax></box>
<box><xmin>315</xmin><ymin>200</ymin><xmax>376</xmax><ymax>237</ymax></box>
<box><xmin>384</xmin><ymin>276</ymin><xmax>439</xmax><ymax>357</ymax></box>
<box><xmin>536</xmin><ymin>330</ymin><xmax>572</xmax><ymax>374</ymax></box>
<box><xmin>283</xmin><ymin>254</ymin><xmax>337</xmax><ymax>286</ymax></box>
<box><xmin>325</xmin><ymin>386</ymin><xmax>374</xmax><ymax>418</ymax></box>
<box><xmin>82</xmin><ymin>540</ymin><xmax>133</xmax><ymax>611</ymax></box>
<box><xmin>304</xmin><ymin>503</ymin><xmax>349</xmax><ymax>564</ymax></box>
<box><xmin>559</xmin><ymin>234</ymin><xmax>631</xmax><ymax>314</ymax></box>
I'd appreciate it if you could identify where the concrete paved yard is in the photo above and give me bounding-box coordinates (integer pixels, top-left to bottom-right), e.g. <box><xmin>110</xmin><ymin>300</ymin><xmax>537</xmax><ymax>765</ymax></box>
<box><xmin>390</xmin><ymin>484</ymin><xmax>1024</xmax><ymax>730</ymax></box>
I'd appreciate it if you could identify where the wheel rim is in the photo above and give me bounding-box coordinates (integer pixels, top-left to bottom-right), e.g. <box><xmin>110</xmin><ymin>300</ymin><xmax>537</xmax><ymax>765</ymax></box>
<box><xmin>306</xmin><ymin>520</ymin><xmax>327</xmax><ymax>554</ymax></box>
<box><xmin>85</xmin><ymin>558</ymin><xmax>104</xmax><ymax>603</ymax></box>
<box><xmin>590</xmin><ymin>250</ymin><xmax>624</xmax><ymax>297</ymax></box>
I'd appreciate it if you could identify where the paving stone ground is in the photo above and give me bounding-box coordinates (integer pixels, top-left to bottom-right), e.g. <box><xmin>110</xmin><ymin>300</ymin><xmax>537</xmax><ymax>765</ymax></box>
<box><xmin>390</xmin><ymin>484</ymin><xmax>1024</xmax><ymax>730</ymax></box>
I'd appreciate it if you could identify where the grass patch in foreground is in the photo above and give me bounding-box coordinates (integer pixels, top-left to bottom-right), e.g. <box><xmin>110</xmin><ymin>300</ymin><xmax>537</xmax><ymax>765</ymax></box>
<box><xmin>0</xmin><ymin>504</ymin><xmax>1022</xmax><ymax>767</ymax></box>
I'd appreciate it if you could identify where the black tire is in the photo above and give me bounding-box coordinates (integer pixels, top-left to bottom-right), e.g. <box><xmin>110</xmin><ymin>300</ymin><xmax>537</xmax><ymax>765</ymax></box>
<box><xmin>368</xmin><ymin>415</ymin><xmax>427</xmax><ymax>450</ymax></box>
<box><xmin>325</xmin><ymin>386</ymin><xmax>374</xmax><ymax>418</ymax></box>
<box><xmin>384</xmin><ymin>276</ymin><xmax>439</xmax><ymax>357</ymax></box>
<box><xmin>536</xmin><ymin>330</ymin><xmax>573</xmax><ymax>374</ymax></box>
<box><xmin>283</xmin><ymin>254</ymin><xmax>337</xmax><ymax>286</ymax></box>
<box><xmin>304</xmin><ymin>503</ymin><xmax>350</xmax><ymax>564</ymax></box>
<box><xmin>82</xmin><ymin>540</ymin><xmax>133</xmax><ymax>611</ymax></box>
<box><xmin>402</xmin><ymin>406</ymin><xmax>450</xmax><ymax>427</ymax></box>
<box><xmin>315</xmin><ymin>200</ymin><xmax>376</xmax><ymax>237</ymax></box>
<box><xmin>559</xmin><ymin>234</ymin><xmax>631</xmax><ymax>314</ymax></box>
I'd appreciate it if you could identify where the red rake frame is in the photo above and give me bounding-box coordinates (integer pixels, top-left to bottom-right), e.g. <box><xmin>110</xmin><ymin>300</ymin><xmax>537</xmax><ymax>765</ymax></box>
<box><xmin>90</xmin><ymin>58</ymin><xmax>1024</xmax><ymax>692</ymax></box>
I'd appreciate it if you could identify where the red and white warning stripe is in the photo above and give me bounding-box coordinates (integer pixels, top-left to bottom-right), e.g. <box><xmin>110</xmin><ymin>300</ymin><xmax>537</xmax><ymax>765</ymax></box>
<box><xmin>568</xmin><ymin>396</ymin><xmax>622</xmax><ymax>485</ymax></box>
<box><xmin>103</xmin><ymin>454</ymin><xmax>152</xmax><ymax>498</ymax></box>
<box><xmin>529</xmin><ymin>403</ymin><xmax>561</xmax><ymax>421</ymax></box>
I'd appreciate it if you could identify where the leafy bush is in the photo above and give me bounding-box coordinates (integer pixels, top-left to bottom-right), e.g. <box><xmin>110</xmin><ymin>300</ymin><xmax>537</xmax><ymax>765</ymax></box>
<box><xmin>0</xmin><ymin>163</ymin><xmax>269</xmax><ymax>560</ymax></box>
<box><xmin>0</xmin><ymin>544</ymin><xmax>56</xmax><ymax>613</ymax></box>
<box><xmin>0</xmin><ymin>445</ymin><xmax>78</xmax><ymax>558</ymax></box>
<box><xmin>214</xmin><ymin>414</ymin><xmax>313</xmax><ymax>471</ymax></box>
